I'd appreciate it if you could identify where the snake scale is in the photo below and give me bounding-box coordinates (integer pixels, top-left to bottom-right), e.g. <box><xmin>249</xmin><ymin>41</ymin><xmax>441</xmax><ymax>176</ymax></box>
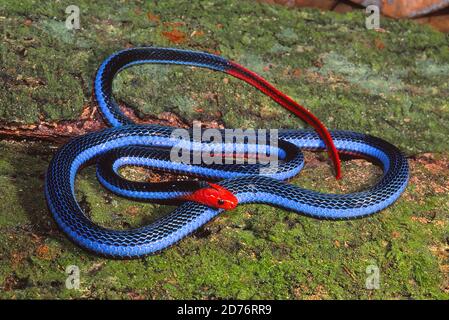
<box><xmin>44</xmin><ymin>47</ymin><xmax>409</xmax><ymax>258</ymax></box>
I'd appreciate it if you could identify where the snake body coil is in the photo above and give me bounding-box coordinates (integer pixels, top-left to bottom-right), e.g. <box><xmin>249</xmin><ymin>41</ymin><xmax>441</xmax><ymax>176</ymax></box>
<box><xmin>45</xmin><ymin>48</ymin><xmax>409</xmax><ymax>258</ymax></box>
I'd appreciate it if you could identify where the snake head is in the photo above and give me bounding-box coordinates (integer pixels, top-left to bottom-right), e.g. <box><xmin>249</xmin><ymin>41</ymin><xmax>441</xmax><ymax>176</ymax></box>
<box><xmin>184</xmin><ymin>183</ymin><xmax>238</xmax><ymax>210</ymax></box>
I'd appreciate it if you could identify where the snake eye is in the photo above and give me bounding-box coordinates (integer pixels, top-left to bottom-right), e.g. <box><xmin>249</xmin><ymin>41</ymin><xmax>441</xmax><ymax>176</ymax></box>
<box><xmin>217</xmin><ymin>199</ymin><xmax>225</xmax><ymax>205</ymax></box>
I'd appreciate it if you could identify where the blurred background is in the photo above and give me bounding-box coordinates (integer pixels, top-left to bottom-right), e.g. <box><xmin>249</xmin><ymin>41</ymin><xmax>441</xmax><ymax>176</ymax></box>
<box><xmin>260</xmin><ymin>0</ymin><xmax>449</xmax><ymax>32</ymax></box>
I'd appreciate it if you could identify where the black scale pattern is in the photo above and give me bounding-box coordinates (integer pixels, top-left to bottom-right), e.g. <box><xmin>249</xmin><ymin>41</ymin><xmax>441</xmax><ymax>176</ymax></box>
<box><xmin>45</xmin><ymin>125</ymin><xmax>409</xmax><ymax>257</ymax></box>
<box><xmin>44</xmin><ymin>47</ymin><xmax>409</xmax><ymax>257</ymax></box>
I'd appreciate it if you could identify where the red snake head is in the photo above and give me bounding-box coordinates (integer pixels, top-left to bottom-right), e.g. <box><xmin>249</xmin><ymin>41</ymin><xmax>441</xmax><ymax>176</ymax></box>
<box><xmin>183</xmin><ymin>183</ymin><xmax>238</xmax><ymax>210</ymax></box>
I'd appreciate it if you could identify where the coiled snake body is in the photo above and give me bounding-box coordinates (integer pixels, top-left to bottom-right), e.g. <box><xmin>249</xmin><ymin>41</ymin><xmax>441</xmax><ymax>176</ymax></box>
<box><xmin>45</xmin><ymin>48</ymin><xmax>409</xmax><ymax>258</ymax></box>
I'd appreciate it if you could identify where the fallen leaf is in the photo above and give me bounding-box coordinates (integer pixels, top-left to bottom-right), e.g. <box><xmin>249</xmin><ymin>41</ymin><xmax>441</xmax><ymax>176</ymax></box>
<box><xmin>161</xmin><ymin>28</ymin><xmax>186</xmax><ymax>44</ymax></box>
<box><xmin>392</xmin><ymin>231</ymin><xmax>401</xmax><ymax>239</ymax></box>
<box><xmin>146</xmin><ymin>12</ymin><xmax>160</xmax><ymax>23</ymax></box>
<box><xmin>190</xmin><ymin>30</ymin><xmax>205</xmax><ymax>37</ymax></box>
<box><xmin>36</xmin><ymin>245</ymin><xmax>51</xmax><ymax>259</ymax></box>
<box><xmin>374</xmin><ymin>38</ymin><xmax>385</xmax><ymax>50</ymax></box>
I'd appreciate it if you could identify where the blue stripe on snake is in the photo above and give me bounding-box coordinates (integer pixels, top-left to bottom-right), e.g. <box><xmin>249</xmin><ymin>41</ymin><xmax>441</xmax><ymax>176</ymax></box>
<box><xmin>44</xmin><ymin>47</ymin><xmax>409</xmax><ymax>258</ymax></box>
